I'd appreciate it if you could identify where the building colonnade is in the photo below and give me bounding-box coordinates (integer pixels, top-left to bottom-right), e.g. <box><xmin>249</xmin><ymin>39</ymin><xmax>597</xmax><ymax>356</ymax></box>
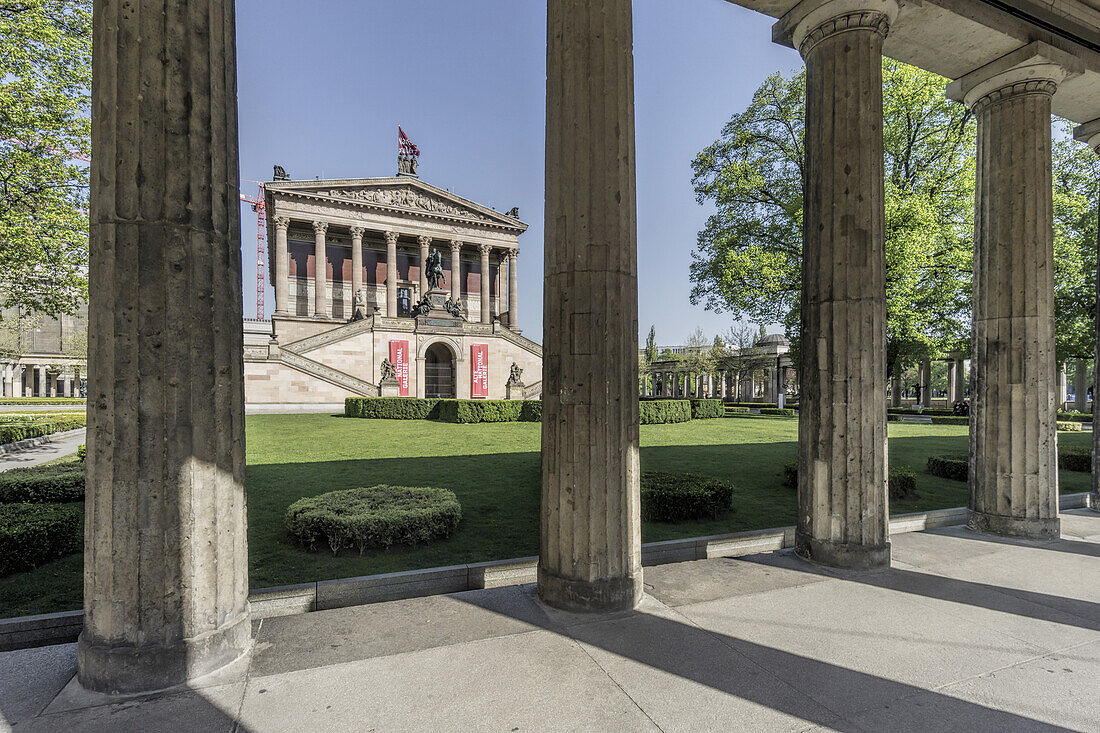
<box><xmin>641</xmin><ymin>363</ymin><xmax>794</xmax><ymax>402</ymax></box>
<box><xmin>0</xmin><ymin>362</ymin><xmax>82</xmax><ymax>397</ymax></box>
<box><xmin>80</xmin><ymin>0</ymin><xmax>1100</xmax><ymax>696</ymax></box>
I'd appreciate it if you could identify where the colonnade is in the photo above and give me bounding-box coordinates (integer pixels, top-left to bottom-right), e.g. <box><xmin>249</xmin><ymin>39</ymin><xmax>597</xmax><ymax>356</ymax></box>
<box><xmin>271</xmin><ymin>217</ymin><xmax>520</xmax><ymax>327</ymax></box>
<box><xmin>0</xmin><ymin>363</ymin><xmax>81</xmax><ymax>397</ymax></box>
<box><xmin>642</xmin><ymin>365</ymin><xmax>793</xmax><ymax>402</ymax></box>
<box><xmin>80</xmin><ymin>0</ymin><xmax>1100</xmax><ymax>696</ymax></box>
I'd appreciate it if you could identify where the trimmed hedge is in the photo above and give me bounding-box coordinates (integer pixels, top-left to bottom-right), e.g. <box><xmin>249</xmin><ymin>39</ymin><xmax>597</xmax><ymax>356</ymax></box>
<box><xmin>344</xmin><ymin>397</ymin><xmax>440</xmax><ymax>420</ymax></box>
<box><xmin>436</xmin><ymin>399</ymin><xmax>541</xmax><ymax>423</ymax></box>
<box><xmin>759</xmin><ymin>407</ymin><xmax>796</xmax><ymax>416</ymax></box>
<box><xmin>724</xmin><ymin>406</ymin><xmax>750</xmax><ymax>414</ymax></box>
<box><xmin>0</xmin><ymin>416</ymin><xmax>86</xmax><ymax>445</ymax></box>
<box><xmin>690</xmin><ymin>399</ymin><xmax>724</xmax><ymax>419</ymax></box>
<box><xmin>77</xmin><ymin>443</ymin><xmax>86</xmax><ymax>462</ymax></box>
<box><xmin>0</xmin><ymin>398</ymin><xmax>85</xmax><ymax>405</ymax></box>
<box><xmin>0</xmin><ymin>502</ymin><xmax>84</xmax><ymax>577</ymax></box>
<box><xmin>640</xmin><ymin>400</ymin><xmax>691</xmax><ymax>425</ymax></box>
<box><xmin>1057</xmin><ymin>410</ymin><xmax>1091</xmax><ymax>423</ymax></box>
<box><xmin>0</xmin><ymin>463</ymin><xmax>85</xmax><ymax>504</ymax></box>
<box><xmin>1057</xmin><ymin>420</ymin><xmax>1082</xmax><ymax>432</ymax></box>
<box><xmin>930</xmin><ymin>416</ymin><xmax>969</xmax><ymax>425</ymax></box>
<box><xmin>927</xmin><ymin>455</ymin><xmax>968</xmax><ymax>482</ymax></box>
<box><xmin>724</xmin><ymin>402</ymin><xmax>778</xmax><ymax>409</ymax></box>
<box><xmin>640</xmin><ymin>472</ymin><xmax>735</xmax><ymax>522</ymax></box>
<box><xmin>783</xmin><ymin>461</ymin><xmax>917</xmax><ymax>500</ymax></box>
<box><xmin>1058</xmin><ymin>446</ymin><xmax>1091</xmax><ymax>472</ymax></box>
<box><xmin>286</xmin><ymin>485</ymin><xmax>461</xmax><ymax>554</ymax></box>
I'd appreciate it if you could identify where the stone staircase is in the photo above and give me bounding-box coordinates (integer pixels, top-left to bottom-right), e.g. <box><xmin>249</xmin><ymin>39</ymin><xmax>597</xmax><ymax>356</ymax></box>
<box><xmin>523</xmin><ymin>380</ymin><xmax>542</xmax><ymax>399</ymax></box>
<box><xmin>271</xmin><ymin>347</ymin><xmax>377</xmax><ymax>396</ymax></box>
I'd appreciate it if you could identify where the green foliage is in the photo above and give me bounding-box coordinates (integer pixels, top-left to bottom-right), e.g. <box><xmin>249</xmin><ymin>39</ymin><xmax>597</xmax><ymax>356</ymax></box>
<box><xmin>1058</xmin><ymin>446</ymin><xmax>1091</xmax><ymax>472</ymax></box>
<box><xmin>690</xmin><ymin>399</ymin><xmax>723</xmax><ymax>419</ymax></box>
<box><xmin>285</xmin><ymin>485</ymin><xmax>461</xmax><ymax>554</ymax></box>
<box><xmin>639</xmin><ymin>400</ymin><xmax>691</xmax><ymax>425</ymax></box>
<box><xmin>1057</xmin><ymin>410</ymin><xmax>1091</xmax><ymax>423</ymax></box>
<box><xmin>725</xmin><ymin>402</ymin><xmax>778</xmax><ymax>408</ymax></box>
<box><xmin>0</xmin><ymin>462</ymin><xmax>83</xmax><ymax>503</ymax></box>
<box><xmin>0</xmin><ymin>0</ymin><xmax>91</xmax><ymax>317</ymax></box>
<box><xmin>76</xmin><ymin>442</ymin><xmax>84</xmax><ymax>461</ymax></box>
<box><xmin>0</xmin><ymin>502</ymin><xmax>83</xmax><ymax>576</ymax></box>
<box><xmin>0</xmin><ymin>397</ymin><xmax>85</xmax><ymax>404</ymax></box>
<box><xmin>759</xmin><ymin>407</ymin><xmax>795</xmax><ymax>416</ymax></box>
<box><xmin>927</xmin><ymin>455</ymin><xmax>968</xmax><ymax>482</ymax></box>
<box><xmin>929</xmin><ymin>416</ymin><xmax>969</xmax><ymax>425</ymax></box>
<box><xmin>437</xmin><ymin>399</ymin><xmax>541</xmax><ymax>423</ymax></box>
<box><xmin>784</xmin><ymin>461</ymin><xmax>916</xmax><ymax>499</ymax></box>
<box><xmin>344</xmin><ymin>397</ymin><xmax>440</xmax><ymax>420</ymax></box>
<box><xmin>888</xmin><ymin>407</ymin><xmax>956</xmax><ymax>416</ymax></box>
<box><xmin>0</xmin><ymin>415</ymin><xmax>85</xmax><ymax>444</ymax></box>
<box><xmin>640</xmin><ymin>471</ymin><xmax>735</xmax><ymax>522</ymax></box>
<box><xmin>724</xmin><ymin>406</ymin><xmax>750</xmax><ymax>414</ymax></box>
<box><xmin>1057</xmin><ymin>420</ymin><xmax>1083</xmax><ymax>432</ymax></box>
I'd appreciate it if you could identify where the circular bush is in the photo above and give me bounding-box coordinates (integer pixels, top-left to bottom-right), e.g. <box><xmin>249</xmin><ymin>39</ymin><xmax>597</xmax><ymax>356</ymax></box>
<box><xmin>640</xmin><ymin>472</ymin><xmax>734</xmax><ymax>522</ymax></box>
<box><xmin>285</xmin><ymin>485</ymin><xmax>461</xmax><ymax>555</ymax></box>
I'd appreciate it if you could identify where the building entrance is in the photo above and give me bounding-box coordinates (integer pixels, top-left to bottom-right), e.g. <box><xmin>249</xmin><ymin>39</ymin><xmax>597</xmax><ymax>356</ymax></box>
<box><xmin>425</xmin><ymin>342</ymin><xmax>455</xmax><ymax>398</ymax></box>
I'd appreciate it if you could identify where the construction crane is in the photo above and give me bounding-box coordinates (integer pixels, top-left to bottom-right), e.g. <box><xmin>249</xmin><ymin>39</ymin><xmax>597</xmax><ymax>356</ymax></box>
<box><xmin>239</xmin><ymin>182</ymin><xmax>267</xmax><ymax>320</ymax></box>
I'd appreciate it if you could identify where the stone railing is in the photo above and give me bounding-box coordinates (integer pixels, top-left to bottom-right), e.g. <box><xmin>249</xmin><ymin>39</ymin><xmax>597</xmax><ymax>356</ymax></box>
<box><xmin>281</xmin><ymin>316</ymin><xmax>376</xmax><ymax>355</ymax></box>
<box><xmin>275</xmin><ymin>349</ymin><xmax>377</xmax><ymax>396</ymax></box>
<box><xmin>523</xmin><ymin>380</ymin><xmax>542</xmax><ymax>399</ymax></box>
<box><xmin>494</xmin><ymin>323</ymin><xmax>542</xmax><ymax>357</ymax></box>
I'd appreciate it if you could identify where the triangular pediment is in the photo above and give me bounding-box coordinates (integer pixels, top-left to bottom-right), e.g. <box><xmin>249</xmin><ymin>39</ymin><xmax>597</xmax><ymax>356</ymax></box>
<box><xmin>266</xmin><ymin>177</ymin><xmax>527</xmax><ymax>231</ymax></box>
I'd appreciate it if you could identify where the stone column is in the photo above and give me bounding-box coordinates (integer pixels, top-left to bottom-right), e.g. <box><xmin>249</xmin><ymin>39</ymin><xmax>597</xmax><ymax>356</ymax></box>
<box><xmin>273</xmin><ymin>216</ymin><xmax>289</xmax><ymax>315</ymax></box>
<box><xmin>1074</xmin><ymin>118</ymin><xmax>1100</xmax><ymax>513</ymax></box>
<box><xmin>21</xmin><ymin>366</ymin><xmax>30</xmax><ymax>398</ymax></box>
<box><xmin>385</xmin><ymin>231</ymin><xmax>398</xmax><ymax>317</ymax></box>
<box><xmin>1075</xmin><ymin>359</ymin><xmax>1088</xmax><ymax>412</ymax></box>
<box><xmin>775</xmin><ymin>0</ymin><xmax>896</xmax><ymax>568</ymax></box>
<box><xmin>63</xmin><ymin>374</ymin><xmax>72</xmax><ymax>398</ymax></box>
<box><xmin>418</xmin><ymin>235</ymin><xmax>431</xmax><ymax>297</ymax></box>
<box><xmin>450</xmin><ymin>240</ymin><xmax>462</xmax><ymax>303</ymax></box>
<box><xmin>508</xmin><ymin>249</ymin><xmax>519</xmax><ymax>330</ymax></box>
<box><xmin>478</xmin><ymin>244</ymin><xmax>491</xmax><ymax>323</ymax></box>
<box><xmin>955</xmin><ymin>359</ymin><xmax>967</xmax><ymax>401</ymax></box>
<box><xmin>37</xmin><ymin>365</ymin><xmax>47</xmax><ymax>398</ymax></box>
<box><xmin>947</xmin><ymin>360</ymin><xmax>958</xmax><ymax>404</ymax></box>
<box><xmin>947</xmin><ymin>43</ymin><xmax>1080</xmax><ymax>539</ymax></box>
<box><xmin>81</xmin><ymin>0</ymin><xmax>250</xmax><ymax>694</ymax></box>
<box><xmin>890</xmin><ymin>372</ymin><xmax>901</xmax><ymax>408</ymax></box>
<box><xmin>312</xmin><ymin>220</ymin><xmax>328</xmax><ymax>318</ymax></box>
<box><xmin>920</xmin><ymin>358</ymin><xmax>932</xmax><ymax>405</ymax></box>
<box><xmin>1058</xmin><ymin>363</ymin><xmax>1068</xmax><ymax>410</ymax></box>
<box><xmin>542</xmin><ymin>0</ymin><xmax>641</xmax><ymax>611</ymax></box>
<box><xmin>350</xmin><ymin>226</ymin><xmax>364</xmax><ymax>306</ymax></box>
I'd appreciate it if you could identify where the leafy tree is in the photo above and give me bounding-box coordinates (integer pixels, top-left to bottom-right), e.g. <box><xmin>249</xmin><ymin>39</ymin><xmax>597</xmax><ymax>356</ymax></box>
<box><xmin>0</xmin><ymin>0</ymin><xmax>90</xmax><ymax>317</ymax></box>
<box><xmin>690</xmin><ymin>61</ymin><xmax>975</xmax><ymax>378</ymax></box>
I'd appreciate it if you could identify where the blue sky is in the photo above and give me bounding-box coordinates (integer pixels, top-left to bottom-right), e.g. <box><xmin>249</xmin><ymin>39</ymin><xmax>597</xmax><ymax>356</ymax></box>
<box><xmin>236</xmin><ymin>0</ymin><xmax>801</xmax><ymax>345</ymax></box>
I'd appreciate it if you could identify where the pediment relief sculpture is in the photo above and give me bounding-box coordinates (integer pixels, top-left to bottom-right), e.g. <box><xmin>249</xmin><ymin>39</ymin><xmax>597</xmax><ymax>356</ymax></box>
<box><xmin>315</xmin><ymin>186</ymin><xmax>492</xmax><ymax>223</ymax></box>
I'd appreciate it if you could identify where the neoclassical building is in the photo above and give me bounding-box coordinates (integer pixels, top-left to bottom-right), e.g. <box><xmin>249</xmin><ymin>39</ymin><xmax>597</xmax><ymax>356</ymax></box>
<box><xmin>0</xmin><ymin>307</ymin><xmax>87</xmax><ymax>398</ymax></box>
<box><xmin>243</xmin><ymin>170</ymin><xmax>542</xmax><ymax>403</ymax></box>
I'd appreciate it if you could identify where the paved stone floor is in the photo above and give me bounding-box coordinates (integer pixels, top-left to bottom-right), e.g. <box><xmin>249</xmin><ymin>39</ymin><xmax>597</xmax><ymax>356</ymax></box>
<box><xmin>2</xmin><ymin>510</ymin><xmax>1098</xmax><ymax>732</ymax></box>
<box><xmin>0</xmin><ymin>429</ymin><xmax>84</xmax><ymax>470</ymax></box>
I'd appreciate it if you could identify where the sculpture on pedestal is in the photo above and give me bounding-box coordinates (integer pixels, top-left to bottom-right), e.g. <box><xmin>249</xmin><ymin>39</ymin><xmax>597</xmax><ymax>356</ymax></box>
<box><xmin>425</xmin><ymin>248</ymin><xmax>446</xmax><ymax>291</ymax></box>
<box><xmin>351</xmin><ymin>289</ymin><xmax>369</xmax><ymax>321</ymax></box>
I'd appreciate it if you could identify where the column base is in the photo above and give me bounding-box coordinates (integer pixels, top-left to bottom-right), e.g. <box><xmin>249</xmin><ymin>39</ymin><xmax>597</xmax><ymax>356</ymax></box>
<box><xmin>77</xmin><ymin>609</ymin><xmax>251</xmax><ymax>695</ymax></box>
<box><xmin>1090</xmin><ymin>493</ymin><xmax>1100</xmax><ymax>513</ymax></box>
<box><xmin>537</xmin><ymin>565</ymin><xmax>642</xmax><ymax>613</ymax></box>
<box><xmin>795</xmin><ymin>532</ymin><xmax>891</xmax><ymax>570</ymax></box>
<box><xmin>968</xmin><ymin>509</ymin><xmax>1060</xmax><ymax>539</ymax></box>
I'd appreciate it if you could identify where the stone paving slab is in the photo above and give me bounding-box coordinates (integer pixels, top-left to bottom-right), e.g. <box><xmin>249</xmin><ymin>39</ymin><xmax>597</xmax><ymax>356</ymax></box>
<box><xmin>2</xmin><ymin>510</ymin><xmax>1098</xmax><ymax>732</ymax></box>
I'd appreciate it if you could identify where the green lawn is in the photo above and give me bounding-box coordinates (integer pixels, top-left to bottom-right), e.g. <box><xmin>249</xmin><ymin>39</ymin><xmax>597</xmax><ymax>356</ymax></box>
<box><xmin>0</xmin><ymin>414</ymin><xmax>1092</xmax><ymax>618</ymax></box>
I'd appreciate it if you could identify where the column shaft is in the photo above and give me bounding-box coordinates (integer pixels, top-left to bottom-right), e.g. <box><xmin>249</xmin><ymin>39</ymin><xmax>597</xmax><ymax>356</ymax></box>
<box><xmin>970</xmin><ymin>81</ymin><xmax>1060</xmax><ymax>538</ymax></box>
<box><xmin>1075</xmin><ymin>359</ymin><xmax>1088</xmax><ymax>412</ymax></box>
<box><xmin>273</xmin><ymin>217</ymin><xmax>289</xmax><ymax>314</ymax></box>
<box><xmin>385</xmin><ymin>231</ymin><xmax>398</xmax><ymax>317</ymax></box>
<box><xmin>947</xmin><ymin>361</ymin><xmax>957</xmax><ymax>404</ymax></box>
<box><xmin>508</xmin><ymin>250</ymin><xmax>519</xmax><ymax>329</ymax></box>
<box><xmin>450</xmin><ymin>240</ymin><xmax>462</xmax><ymax>303</ymax></box>
<box><xmin>795</xmin><ymin>8</ymin><xmax>891</xmax><ymax>568</ymax></box>
<box><xmin>540</xmin><ymin>0</ymin><xmax>641</xmax><ymax>612</ymax></box>
<box><xmin>81</xmin><ymin>0</ymin><xmax>250</xmax><ymax>694</ymax></box>
<box><xmin>350</xmin><ymin>226</ymin><xmax>364</xmax><ymax>306</ymax></box>
<box><xmin>418</xmin><ymin>235</ymin><xmax>430</xmax><ymax>297</ymax></box>
<box><xmin>313</xmin><ymin>221</ymin><xmax>328</xmax><ymax>318</ymax></box>
<box><xmin>479</xmin><ymin>244</ymin><xmax>491</xmax><ymax>323</ymax></box>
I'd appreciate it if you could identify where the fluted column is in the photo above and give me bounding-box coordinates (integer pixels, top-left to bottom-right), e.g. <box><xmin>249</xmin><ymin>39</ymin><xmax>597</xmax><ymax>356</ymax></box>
<box><xmin>312</xmin><ymin>220</ymin><xmax>328</xmax><ymax>318</ymax></box>
<box><xmin>1074</xmin><ymin>119</ymin><xmax>1100</xmax><ymax>513</ymax></box>
<box><xmin>507</xmin><ymin>249</ymin><xmax>519</xmax><ymax>329</ymax></box>
<box><xmin>947</xmin><ymin>360</ymin><xmax>958</xmax><ymax>404</ymax></box>
<box><xmin>777</xmin><ymin>0</ymin><xmax>896</xmax><ymax>568</ymax></box>
<box><xmin>890</xmin><ymin>371</ymin><xmax>901</xmax><ymax>407</ymax></box>
<box><xmin>273</xmin><ymin>216</ymin><xmax>289</xmax><ymax>315</ymax></box>
<box><xmin>478</xmin><ymin>244</ymin><xmax>491</xmax><ymax>323</ymax></box>
<box><xmin>385</xmin><ymin>231</ymin><xmax>398</xmax><ymax>317</ymax></box>
<box><xmin>450</xmin><ymin>240</ymin><xmax>462</xmax><ymax>302</ymax></box>
<box><xmin>956</xmin><ymin>359</ymin><xmax>967</xmax><ymax>401</ymax></box>
<box><xmin>350</xmin><ymin>226</ymin><xmax>364</xmax><ymax>305</ymax></box>
<box><xmin>1075</xmin><ymin>359</ymin><xmax>1088</xmax><ymax>412</ymax></box>
<box><xmin>948</xmin><ymin>43</ymin><xmax>1079</xmax><ymax>539</ymax></box>
<box><xmin>81</xmin><ymin>0</ymin><xmax>250</xmax><ymax>694</ymax></box>
<box><xmin>37</xmin><ymin>365</ymin><xmax>47</xmax><ymax>398</ymax></box>
<box><xmin>541</xmin><ymin>0</ymin><xmax>641</xmax><ymax>612</ymax></box>
<box><xmin>418</xmin><ymin>235</ymin><xmax>431</xmax><ymax>297</ymax></box>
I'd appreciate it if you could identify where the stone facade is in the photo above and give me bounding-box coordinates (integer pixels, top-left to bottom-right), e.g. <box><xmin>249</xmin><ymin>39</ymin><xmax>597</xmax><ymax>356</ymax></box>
<box><xmin>244</xmin><ymin>175</ymin><xmax>539</xmax><ymax>404</ymax></box>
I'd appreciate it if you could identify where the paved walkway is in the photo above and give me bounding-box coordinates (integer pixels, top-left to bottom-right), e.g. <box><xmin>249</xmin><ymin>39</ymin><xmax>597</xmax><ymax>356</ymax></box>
<box><xmin>2</xmin><ymin>510</ymin><xmax>1098</xmax><ymax>732</ymax></box>
<box><xmin>0</xmin><ymin>429</ymin><xmax>84</xmax><ymax>471</ymax></box>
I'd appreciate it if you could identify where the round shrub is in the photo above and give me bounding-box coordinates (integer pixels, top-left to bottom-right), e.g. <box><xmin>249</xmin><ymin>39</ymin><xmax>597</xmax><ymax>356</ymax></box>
<box><xmin>0</xmin><ymin>502</ymin><xmax>84</xmax><ymax>577</ymax></box>
<box><xmin>927</xmin><ymin>455</ymin><xmax>968</xmax><ymax>482</ymax></box>
<box><xmin>640</xmin><ymin>472</ymin><xmax>735</xmax><ymax>522</ymax></box>
<box><xmin>783</xmin><ymin>461</ymin><xmax>917</xmax><ymax>500</ymax></box>
<box><xmin>285</xmin><ymin>485</ymin><xmax>461</xmax><ymax>554</ymax></box>
<box><xmin>1058</xmin><ymin>446</ymin><xmax>1091</xmax><ymax>472</ymax></box>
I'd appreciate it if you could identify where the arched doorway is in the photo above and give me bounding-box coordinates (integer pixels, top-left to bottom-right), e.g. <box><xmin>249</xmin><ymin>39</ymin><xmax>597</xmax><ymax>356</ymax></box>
<box><xmin>425</xmin><ymin>342</ymin><xmax>456</xmax><ymax>398</ymax></box>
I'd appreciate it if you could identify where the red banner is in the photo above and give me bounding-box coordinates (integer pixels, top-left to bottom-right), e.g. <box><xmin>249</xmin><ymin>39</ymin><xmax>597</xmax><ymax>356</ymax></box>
<box><xmin>471</xmin><ymin>343</ymin><xmax>488</xmax><ymax>398</ymax></box>
<box><xmin>390</xmin><ymin>340</ymin><xmax>410</xmax><ymax>396</ymax></box>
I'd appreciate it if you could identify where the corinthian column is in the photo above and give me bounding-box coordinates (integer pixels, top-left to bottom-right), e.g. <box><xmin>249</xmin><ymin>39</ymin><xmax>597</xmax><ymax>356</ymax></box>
<box><xmin>508</xmin><ymin>249</ymin><xmax>519</xmax><ymax>330</ymax></box>
<box><xmin>947</xmin><ymin>43</ymin><xmax>1081</xmax><ymax>539</ymax></box>
<box><xmin>478</xmin><ymin>243</ymin><xmax>491</xmax><ymax>323</ymax></box>
<box><xmin>540</xmin><ymin>0</ymin><xmax>641</xmax><ymax>612</ymax></box>
<box><xmin>775</xmin><ymin>0</ymin><xmax>897</xmax><ymax>568</ymax></box>
<box><xmin>418</xmin><ymin>235</ymin><xmax>431</xmax><ymax>296</ymax></box>
<box><xmin>273</xmin><ymin>216</ymin><xmax>289</xmax><ymax>315</ymax></box>
<box><xmin>385</xmin><ymin>231</ymin><xmax>398</xmax><ymax>317</ymax></box>
<box><xmin>1074</xmin><ymin>118</ymin><xmax>1100</xmax><ymax>514</ymax></box>
<box><xmin>450</xmin><ymin>240</ymin><xmax>462</xmax><ymax>302</ymax></box>
<box><xmin>350</xmin><ymin>226</ymin><xmax>364</xmax><ymax>304</ymax></box>
<box><xmin>81</xmin><ymin>0</ymin><xmax>250</xmax><ymax>693</ymax></box>
<box><xmin>312</xmin><ymin>220</ymin><xmax>328</xmax><ymax>318</ymax></box>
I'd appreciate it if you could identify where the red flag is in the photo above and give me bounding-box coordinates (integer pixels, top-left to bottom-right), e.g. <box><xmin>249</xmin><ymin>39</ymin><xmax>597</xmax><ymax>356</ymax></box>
<box><xmin>398</xmin><ymin>127</ymin><xmax>420</xmax><ymax>157</ymax></box>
